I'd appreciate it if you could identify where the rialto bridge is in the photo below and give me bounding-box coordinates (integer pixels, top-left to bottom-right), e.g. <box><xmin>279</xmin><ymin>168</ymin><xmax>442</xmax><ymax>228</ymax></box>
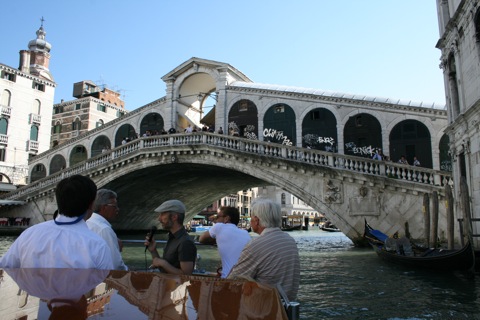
<box><xmin>2</xmin><ymin>132</ymin><xmax>454</xmax><ymax>246</ymax></box>
<box><xmin>0</xmin><ymin>57</ymin><xmax>459</xmax><ymax>245</ymax></box>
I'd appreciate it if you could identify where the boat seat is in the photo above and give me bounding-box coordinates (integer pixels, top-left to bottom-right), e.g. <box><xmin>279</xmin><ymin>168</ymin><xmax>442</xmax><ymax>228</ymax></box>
<box><xmin>384</xmin><ymin>238</ymin><xmax>397</xmax><ymax>252</ymax></box>
<box><xmin>396</xmin><ymin>237</ymin><xmax>414</xmax><ymax>256</ymax></box>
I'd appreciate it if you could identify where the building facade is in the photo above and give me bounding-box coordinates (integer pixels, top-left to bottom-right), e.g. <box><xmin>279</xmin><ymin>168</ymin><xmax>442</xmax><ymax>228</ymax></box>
<box><xmin>51</xmin><ymin>81</ymin><xmax>127</xmax><ymax>152</ymax></box>
<box><xmin>0</xmin><ymin>23</ymin><xmax>55</xmax><ymax>186</ymax></box>
<box><xmin>213</xmin><ymin>186</ymin><xmax>320</xmax><ymax>226</ymax></box>
<box><xmin>436</xmin><ymin>0</ymin><xmax>480</xmax><ymax>240</ymax></box>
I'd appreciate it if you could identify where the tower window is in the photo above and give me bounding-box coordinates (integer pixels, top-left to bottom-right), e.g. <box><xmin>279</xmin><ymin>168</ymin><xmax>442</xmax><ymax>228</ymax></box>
<box><xmin>54</xmin><ymin>106</ymin><xmax>64</xmax><ymax>114</ymax></box>
<box><xmin>2</xmin><ymin>71</ymin><xmax>15</xmax><ymax>82</ymax></box>
<box><xmin>33</xmin><ymin>82</ymin><xmax>45</xmax><ymax>92</ymax></box>
<box><xmin>97</xmin><ymin>104</ymin><xmax>106</xmax><ymax>112</ymax></box>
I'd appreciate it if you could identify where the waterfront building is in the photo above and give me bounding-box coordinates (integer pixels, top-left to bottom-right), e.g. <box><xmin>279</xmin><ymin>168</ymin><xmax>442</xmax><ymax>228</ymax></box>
<box><xmin>0</xmin><ymin>22</ymin><xmax>55</xmax><ymax>186</ymax></box>
<box><xmin>51</xmin><ymin>80</ymin><xmax>127</xmax><ymax>148</ymax></box>
<box><xmin>436</xmin><ymin>0</ymin><xmax>480</xmax><ymax>241</ymax></box>
<box><xmin>209</xmin><ymin>187</ymin><xmax>320</xmax><ymax>226</ymax></box>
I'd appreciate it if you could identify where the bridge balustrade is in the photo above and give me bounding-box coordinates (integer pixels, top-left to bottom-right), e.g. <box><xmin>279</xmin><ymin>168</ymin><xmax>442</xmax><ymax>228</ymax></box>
<box><xmin>3</xmin><ymin>132</ymin><xmax>452</xmax><ymax>201</ymax></box>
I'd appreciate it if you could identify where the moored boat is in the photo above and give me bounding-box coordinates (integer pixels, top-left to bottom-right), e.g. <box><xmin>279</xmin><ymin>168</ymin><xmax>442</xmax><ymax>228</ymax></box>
<box><xmin>320</xmin><ymin>221</ymin><xmax>341</xmax><ymax>232</ymax></box>
<box><xmin>281</xmin><ymin>225</ymin><xmax>302</xmax><ymax>232</ymax></box>
<box><xmin>364</xmin><ymin>219</ymin><xmax>475</xmax><ymax>272</ymax></box>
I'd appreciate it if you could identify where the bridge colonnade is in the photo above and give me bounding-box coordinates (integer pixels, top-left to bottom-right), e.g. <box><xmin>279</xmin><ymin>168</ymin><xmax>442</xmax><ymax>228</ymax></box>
<box><xmin>28</xmin><ymin>58</ymin><xmax>450</xmax><ymax>184</ymax></box>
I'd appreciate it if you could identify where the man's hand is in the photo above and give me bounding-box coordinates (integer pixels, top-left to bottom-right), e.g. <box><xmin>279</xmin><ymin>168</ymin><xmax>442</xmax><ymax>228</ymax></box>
<box><xmin>144</xmin><ymin>234</ymin><xmax>157</xmax><ymax>253</ymax></box>
<box><xmin>151</xmin><ymin>257</ymin><xmax>165</xmax><ymax>269</ymax></box>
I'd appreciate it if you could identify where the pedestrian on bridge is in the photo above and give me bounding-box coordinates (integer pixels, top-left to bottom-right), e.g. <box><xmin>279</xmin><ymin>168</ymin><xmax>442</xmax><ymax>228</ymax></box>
<box><xmin>398</xmin><ymin>155</ymin><xmax>409</xmax><ymax>165</ymax></box>
<box><xmin>413</xmin><ymin>156</ymin><xmax>421</xmax><ymax>166</ymax></box>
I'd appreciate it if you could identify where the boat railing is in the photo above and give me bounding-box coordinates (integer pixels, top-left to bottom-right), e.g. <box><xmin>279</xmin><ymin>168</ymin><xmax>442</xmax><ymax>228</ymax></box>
<box><xmin>276</xmin><ymin>284</ymin><xmax>300</xmax><ymax>320</ymax></box>
<box><xmin>124</xmin><ymin>239</ymin><xmax>300</xmax><ymax>320</ymax></box>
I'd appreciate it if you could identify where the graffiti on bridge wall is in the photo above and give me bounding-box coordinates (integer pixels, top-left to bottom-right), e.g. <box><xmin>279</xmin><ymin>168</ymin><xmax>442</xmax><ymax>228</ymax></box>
<box><xmin>440</xmin><ymin>160</ymin><xmax>452</xmax><ymax>172</ymax></box>
<box><xmin>244</xmin><ymin>125</ymin><xmax>257</xmax><ymax>140</ymax></box>
<box><xmin>302</xmin><ymin>134</ymin><xmax>336</xmax><ymax>152</ymax></box>
<box><xmin>344</xmin><ymin>142</ymin><xmax>379</xmax><ymax>157</ymax></box>
<box><xmin>263</xmin><ymin>128</ymin><xmax>293</xmax><ymax>146</ymax></box>
<box><xmin>228</xmin><ymin>122</ymin><xmax>258</xmax><ymax>140</ymax></box>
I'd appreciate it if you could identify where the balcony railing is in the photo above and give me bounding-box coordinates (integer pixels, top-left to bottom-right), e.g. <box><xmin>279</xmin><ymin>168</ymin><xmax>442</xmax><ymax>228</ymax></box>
<box><xmin>29</xmin><ymin>113</ymin><xmax>41</xmax><ymax>125</ymax></box>
<box><xmin>0</xmin><ymin>134</ymin><xmax>7</xmax><ymax>145</ymax></box>
<box><xmin>27</xmin><ymin>140</ymin><xmax>39</xmax><ymax>152</ymax></box>
<box><xmin>0</xmin><ymin>105</ymin><xmax>11</xmax><ymax>117</ymax></box>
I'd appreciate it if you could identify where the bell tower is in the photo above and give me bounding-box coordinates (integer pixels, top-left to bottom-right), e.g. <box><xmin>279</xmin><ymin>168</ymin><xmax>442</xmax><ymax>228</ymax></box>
<box><xmin>19</xmin><ymin>17</ymin><xmax>54</xmax><ymax>81</ymax></box>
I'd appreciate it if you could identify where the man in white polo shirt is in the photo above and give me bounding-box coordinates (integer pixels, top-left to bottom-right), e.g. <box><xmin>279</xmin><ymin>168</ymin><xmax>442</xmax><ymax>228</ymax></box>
<box><xmin>199</xmin><ymin>206</ymin><xmax>251</xmax><ymax>278</ymax></box>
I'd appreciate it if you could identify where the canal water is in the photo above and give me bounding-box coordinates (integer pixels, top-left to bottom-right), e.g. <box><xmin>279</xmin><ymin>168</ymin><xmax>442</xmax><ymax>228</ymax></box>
<box><xmin>1</xmin><ymin>229</ymin><xmax>479</xmax><ymax>319</ymax></box>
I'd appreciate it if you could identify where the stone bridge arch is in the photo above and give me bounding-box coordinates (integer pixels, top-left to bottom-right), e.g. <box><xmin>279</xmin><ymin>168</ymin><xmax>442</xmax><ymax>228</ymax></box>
<box><xmin>4</xmin><ymin>134</ymin><xmax>452</xmax><ymax>245</ymax></box>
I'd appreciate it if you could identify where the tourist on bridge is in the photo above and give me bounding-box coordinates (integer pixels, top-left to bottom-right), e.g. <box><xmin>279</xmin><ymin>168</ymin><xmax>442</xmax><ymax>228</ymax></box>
<box><xmin>0</xmin><ymin>175</ymin><xmax>114</xmax><ymax>269</ymax></box>
<box><xmin>372</xmin><ymin>149</ymin><xmax>383</xmax><ymax>160</ymax></box>
<box><xmin>228</xmin><ymin>198</ymin><xmax>300</xmax><ymax>301</ymax></box>
<box><xmin>87</xmin><ymin>189</ymin><xmax>128</xmax><ymax>271</ymax></box>
<box><xmin>185</xmin><ymin>124</ymin><xmax>193</xmax><ymax>133</ymax></box>
<box><xmin>398</xmin><ymin>155</ymin><xmax>409</xmax><ymax>165</ymax></box>
<box><xmin>145</xmin><ymin>199</ymin><xmax>197</xmax><ymax>275</ymax></box>
<box><xmin>413</xmin><ymin>156</ymin><xmax>421</xmax><ymax>166</ymax></box>
<box><xmin>199</xmin><ymin>206</ymin><xmax>251</xmax><ymax>278</ymax></box>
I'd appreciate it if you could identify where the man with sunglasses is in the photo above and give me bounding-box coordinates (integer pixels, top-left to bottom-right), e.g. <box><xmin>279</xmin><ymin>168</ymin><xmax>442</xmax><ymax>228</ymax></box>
<box><xmin>199</xmin><ymin>206</ymin><xmax>251</xmax><ymax>278</ymax></box>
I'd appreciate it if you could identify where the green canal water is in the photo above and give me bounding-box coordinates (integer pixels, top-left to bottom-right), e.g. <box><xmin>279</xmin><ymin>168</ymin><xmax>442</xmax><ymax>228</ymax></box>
<box><xmin>1</xmin><ymin>229</ymin><xmax>479</xmax><ymax>319</ymax></box>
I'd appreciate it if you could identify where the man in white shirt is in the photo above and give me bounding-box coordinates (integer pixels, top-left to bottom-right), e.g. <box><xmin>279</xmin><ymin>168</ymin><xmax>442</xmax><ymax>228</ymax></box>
<box><xmin>199</xmin><ymin>206</ymin><xmax>251</xmax><ymax>278</ymax></box>
<box><xmin>0</xmin><ymin>175</ymin><xmax>114</xmax><ymax>269</ymax></box>
<box><xmin>185</xmin><ymin>124</ymin><xmax>193</xmax><ymax>133</ymax></box>
<box><xmin>87</xmin><ymin>189</ymin><xmax>128</xmax><ymax>270</ymax></box>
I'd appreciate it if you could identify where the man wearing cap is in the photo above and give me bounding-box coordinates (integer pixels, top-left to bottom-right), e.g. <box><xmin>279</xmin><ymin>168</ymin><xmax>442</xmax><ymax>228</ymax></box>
<box><xmin>145</xmin><ymin>199</ymin><xmax>197</xmax><ymax>275</ymax></box>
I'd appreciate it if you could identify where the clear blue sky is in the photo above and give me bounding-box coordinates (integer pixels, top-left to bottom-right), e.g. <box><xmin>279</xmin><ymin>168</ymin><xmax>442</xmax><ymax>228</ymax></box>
<box><xmin>1</xmin><ymin>0</ymin><xmax>445</xmax><ymax>111</ymax></box>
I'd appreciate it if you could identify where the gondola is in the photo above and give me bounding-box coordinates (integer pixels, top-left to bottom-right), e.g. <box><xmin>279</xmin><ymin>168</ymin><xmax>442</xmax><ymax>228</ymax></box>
<box><xmin>320</xmin><ymin>221</ymin><xmax>341</xmax><ymax>232</ymax></box>
<box><xmin>282</xmin><ymin>225</ymin><xmax>302</xmax><ymax>232</ymax></box>
<box><xmin>320</xmin><ymin>225</ymin><xmax>341</xmax><ymax>232</ymax></box>
<box><xmin>364</xmin><ymin>219</ymin><xmax>475</xmax><ymax>272</ymax></box>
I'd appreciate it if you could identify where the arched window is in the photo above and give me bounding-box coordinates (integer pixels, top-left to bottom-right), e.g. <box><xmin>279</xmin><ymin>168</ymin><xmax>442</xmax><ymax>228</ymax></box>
<box><xmin>0</xmin><ymin>118</ymin><xmax>8</xmax><ymax>135</ymax></box>
<box><xmin>1</xmin><ymin>90</ymin><xmax>11</xmax><ymax>106</ymax></box>
<box><xmin>32</xmin><ymin>99</ymin><xmax>41</xmax><ymax>114</ymax></box>
<box><xmin>96</xmin><ymin>119</ymin><xmax>104</xmax><ymax>128</ymax></box>
<box><xmin>30</xmin><ymin>163</ymin><xmax>46</xmax><ymax>182</ymax></box>
<box><xmin>72</xmin><ymin>118</ymin><xmax>81</xmax><ymax>131</ymax></box>
<box><xmin>30</xmin><ymin>125</ymin><xmax>39</xmax><ymax>141</ymax></box>
<box><xmin>53</xmin><ymin>121</ymin><xmax>61</xmax><ymax>134</ymax></box>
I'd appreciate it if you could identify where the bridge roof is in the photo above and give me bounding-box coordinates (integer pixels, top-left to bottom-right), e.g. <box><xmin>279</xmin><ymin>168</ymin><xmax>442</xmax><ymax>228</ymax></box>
<box><xmin>230</xmin><ymin>81</ymin><xmax>446</xmax><ymax>110</ymax></box>
<box><xmin>161</xmin><ymin>57</ymin><xmax>252</xmax><ymax>83</ymax></box>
